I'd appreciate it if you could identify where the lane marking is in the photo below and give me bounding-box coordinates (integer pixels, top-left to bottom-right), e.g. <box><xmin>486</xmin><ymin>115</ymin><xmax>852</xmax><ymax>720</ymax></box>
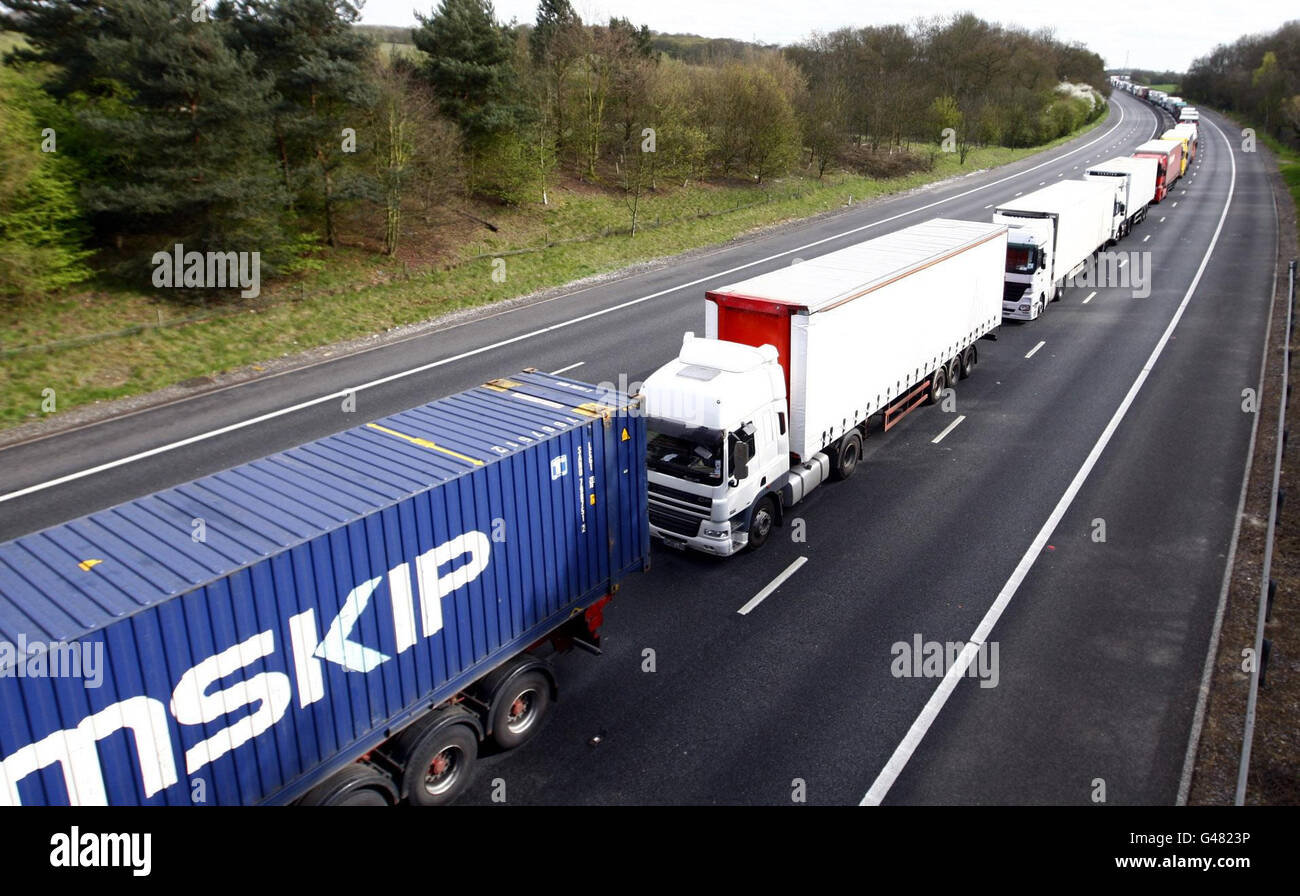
<box><xmin>738</xmin><ymin>557</ymin><xmax>808</xmax><ymax>615</ymax></box>
<box><xmin>932</xmin><ymin>415</ymin><xmax>967</xmax><ymax>444</ymax></box>
<box><xmin>860</xmin><ymin>114</ymin><xmax>1237</xmax><ymax>807</ymax></box>
<box><xmin>549</xmin><ymin>362</ymin><xmax>585</xmax><ymax>375</ymax></box>
<box><xmin>1118</xmin><ymin>258</ymin><xmax>1127</xmax><ymax>269</ymax></box>
<box><xmin>1160</xmin><ymin>217</ymin><xmax>1166</xmax><ymax>223</ymax></box>
<box><xmin>1082</xmin><ymin>291</ymin><xmax>1097</xmax><ymax>304</ymax></box>
<box><xmin>1173</xmin><ymin>201</ymin><xmax>1179</xmax><ymax>207</ymax></box>
<box><xmin>1143</xmin><ymin>234</ymin><xmax>1151</xmax><ymax>242</ymax></box>
<box><xmin>983</xmin><ymin>204</ymin><xmax>993</xmax><ymax>209</ymax></box>
<box><xmin>1025</xmin><ymin>341</ymin><xmax>1046</xmax><ymax>359</ymax></box>
<box><xmin>0</xmin><ymin>102</ymin><xmax>1137</xmax><ymax>506</ymax></box>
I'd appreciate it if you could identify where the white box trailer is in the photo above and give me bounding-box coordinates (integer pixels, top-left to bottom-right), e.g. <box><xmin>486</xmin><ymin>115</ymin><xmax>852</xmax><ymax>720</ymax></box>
<box><xmin>641</xmin><ymin>218</ymin><xmax>1006</xmax><ymax>556</ymax></box>
<box><xmin>994</xmin><ymin>179</ymin><xmax>1117</xmax><ymax>319</ymax></box>
<box><xmin>1085</xmin><ymin>156</ymin><xmax>1158</xmax><ymax>236</ymax></box>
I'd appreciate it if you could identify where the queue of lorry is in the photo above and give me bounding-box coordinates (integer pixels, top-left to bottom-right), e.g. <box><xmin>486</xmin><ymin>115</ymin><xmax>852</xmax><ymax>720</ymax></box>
<box><xmin>0</xmin><ymin>87</ymin><xmax>1196</xmax><ymax>806</ymax></box>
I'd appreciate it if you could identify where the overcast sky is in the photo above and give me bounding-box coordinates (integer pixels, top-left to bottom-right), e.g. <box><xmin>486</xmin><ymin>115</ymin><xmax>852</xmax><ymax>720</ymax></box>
<box><xmin>360</xmin><ymin>0</ymin><xmax>1295</xmax><ymax>74</ymax></box>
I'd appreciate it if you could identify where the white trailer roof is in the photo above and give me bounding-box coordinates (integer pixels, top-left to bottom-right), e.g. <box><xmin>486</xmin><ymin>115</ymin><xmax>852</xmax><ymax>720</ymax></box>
<box><xmin>995</xmin><ymin>179</ymin><xmax>1114</xmax><ymax>216</ymax></box>
<box><xmin>708</xmin><ymin>218</ymin><xmax>1007</xmax><ymax>314</ymax></box>
<box><xmin>1135</xmin><ymin>139</ymin><xmax>1181</xmax><ymax>154</ymax></box>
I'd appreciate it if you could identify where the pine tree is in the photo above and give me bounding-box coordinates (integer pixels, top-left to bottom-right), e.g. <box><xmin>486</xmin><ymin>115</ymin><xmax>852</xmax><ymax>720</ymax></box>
<box><xmin>413</xmin><ymin>0</ymin><xmax>518</xmax><ymax>148</ymax></box>
<box><xmin>221</xmin><ymin>0</ymin><xmax>377</xmax><ymax>246</ymax></box>
<box><xmin>3</xmin><ymin>0</ymin><xmax>290</xmax><ymax>276</ymax></box>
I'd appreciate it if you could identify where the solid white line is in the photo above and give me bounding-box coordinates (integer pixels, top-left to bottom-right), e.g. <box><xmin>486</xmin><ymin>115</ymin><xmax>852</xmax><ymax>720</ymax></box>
<box><xmin>738</xmin><ymin>557</ymin><xmax>808</xmax><ymax>616</ymax></box>
<box><xmin>931</xmin><ymin>415</ymin><xmax>967</xmax><ymax>444</ymax></box>
<box><xmin>1025</xmin><ymin>341</ymin><xmax>1046</xmax><ymax>359</ymax></box>
<box><xmin>1082</xmin><ymin>291</ymin><xmax>1097</xmax><ymax>304</ymax></box>
<box><xmin>0</xmin><ymin>103</ymin><xmax>1131</xmax><ymax>506</ymax></box>
<box><xmin>549</xmin><ymin>362</ymin><xmax>585</xmax><ymax>375</ymax></box>
<box><xmin>861</xmin><ymin>114</ymin><xmax>1237</xmax><ymax>807</ymax></box>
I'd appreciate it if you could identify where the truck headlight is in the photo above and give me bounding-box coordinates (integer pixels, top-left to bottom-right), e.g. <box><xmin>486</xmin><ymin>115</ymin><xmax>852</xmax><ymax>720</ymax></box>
<box><xmin>703</xmin><ymin>526</ymin><xmax>728</xmax><ymax>538</ymax></box>
<box><xmin>1018</xmin><ymin>304</ymin><xmax>1030</xmax><ymax>313</ymax></box>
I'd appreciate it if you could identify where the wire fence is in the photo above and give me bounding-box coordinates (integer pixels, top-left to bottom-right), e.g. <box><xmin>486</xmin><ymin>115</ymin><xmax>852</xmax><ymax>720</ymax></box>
<box><xmin>1236</xmin><ymin>257</ymin><xmax>1297</xmax><ymax>804</ymax></box>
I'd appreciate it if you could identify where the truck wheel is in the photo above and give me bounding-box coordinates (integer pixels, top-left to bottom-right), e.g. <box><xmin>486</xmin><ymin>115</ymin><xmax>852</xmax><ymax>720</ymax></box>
<box><xmin>397</xmin><ymin>718</ymin><xmax>478</xmax><ymax>807</ymax></box>
<box><xmin>946</xmin><ymin>357</ymin><xmax>962</xmax><ymax>389</ymax></box>
<box><xmin>745</xmin><ymin>496</ymin><xmax>778</xmax><ymax>552</ymax></box>
<box><xmin>959</xmin><ymin>346</ymin><xmax>977</xmax><ymax>379</ymax></box>
<box><xmin>925</xmin><ymin>368</ymin><xmax>946</xmax><ymax>405</ymax></box>
<box><xmin>488</xmin><ymin>669</ymin><xmax>553</xmax><ymax>750</ymax></box>
<box><xmin>830</xmin><ymin>431</ymin><xmax>863</xmax><ymax>481</ymax></box>
<box><xmin>299</xmin><ymin>764</ymin><xmax>396</xmax><ymax>806</ymax></box>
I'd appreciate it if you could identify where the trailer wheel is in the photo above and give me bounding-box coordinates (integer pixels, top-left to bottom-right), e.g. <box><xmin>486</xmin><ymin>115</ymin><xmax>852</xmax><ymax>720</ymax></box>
<box><xmin>745</xmin><ymin>496</ymin><xmax>778</xmax><ymax>552</ymax></box>
<box><xmin>945</xmin><ymin>357</ymin><xmax>962</xmax><ymax>389</ymax></box>
<box><xmin>488</xmin><ymin>669</ymin><xmax>553</xmax><ymax>750</ymax></box>
<box><xmin>396</xmin><ymin>716</ymin><xmax>479</xmax><ymax>807</ymax></box>
<box><xmin>959</xmin><ymin>346</ymin><xmax>977</xmax><ymax>380</ymax></box>
<box><xmin>925</xmin><ymin>367</ymin><xmax>947</xmax><ymax>405</ymax></box>
<box><xmin>299</xmin><ymin>764</ymin><xmax>396</xmax><ymax>806</ymax></box>
<box><xmin>829</xmin><ymin>431</ymin><xmax>863</xmax><ymax>481</ymax></box>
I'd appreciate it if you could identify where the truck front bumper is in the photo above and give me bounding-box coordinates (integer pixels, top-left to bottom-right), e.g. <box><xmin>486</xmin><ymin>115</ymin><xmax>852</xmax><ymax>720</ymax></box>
<box><xmin>650</xmin><ymin>519</ymin><xmax>744</xmax><ymax>557</ymax></box>
<box><xmin>1002</xmin><ymin>301</ymin><xmax>1036</xmax><ymax>321</ymax></box>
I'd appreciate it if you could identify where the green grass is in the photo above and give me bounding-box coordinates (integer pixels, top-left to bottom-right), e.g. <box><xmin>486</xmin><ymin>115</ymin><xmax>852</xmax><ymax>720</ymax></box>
<box><xmin>1148</xmin><ymin>83</ymin><xmax>1180</xmax><ymax>94</ymax></box>
<box><xmin>0</xmin><ymin>116</ymin><xmax>1107</xmax><ymax>430</ymax></box>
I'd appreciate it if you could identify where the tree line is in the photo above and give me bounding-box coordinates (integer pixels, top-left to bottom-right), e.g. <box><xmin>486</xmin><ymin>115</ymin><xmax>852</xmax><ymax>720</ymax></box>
<box><xmin>1182</xmin><ymin>21</ymin><xmax>1300</xmax><ymax>145</ymax></box>
<box><xmin>0</xmin><ymin>0</ymin><xmax>1106</xmax><ymax>300</ymax></box>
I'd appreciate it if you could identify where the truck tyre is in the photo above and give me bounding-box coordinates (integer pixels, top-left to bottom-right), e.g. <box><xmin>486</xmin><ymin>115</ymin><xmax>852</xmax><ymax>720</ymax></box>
<box><xmin>925</xmin><ymin>367</ymin><xmax>946</xmax><ymax>405</ymax></box>
<box><xmin>488</xmin><ymin>669</ymin><xmax>553</xmax><ymax>751</ymax></box>
<box><xmin>830</xmin><ymin>431</ymin><xmax>863</xmax><ymax>481</ymax></box>
<box><xmin>396</xmin><ymin>715</ymin><xmax>479</xmax><ymax>807</ymax></box>
<box><xmin>959</xmin><ymin>346</ymin><xmax>977</xmax><ymax>379</ymax></box>
<box><xmin>744</xmin><ymin>495</ymin><xmax>778</xmax><ymax>552</ymax></box>
<box><xmin>299</xmin><ymin>764</ymin><xmax>396</xmax><ymax>806</ymax></box>
<box><xmin>945</xmin><ymin>357</ymin><xmax>962</xmax><ymax>389</ymax></box>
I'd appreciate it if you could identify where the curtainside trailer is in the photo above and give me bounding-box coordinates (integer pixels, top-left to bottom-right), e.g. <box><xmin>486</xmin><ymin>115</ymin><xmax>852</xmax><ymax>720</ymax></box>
<box><xmin>1132</xmin><ymin>139</ymin><xmax>1183</xmax><ymax>202</ymax></box>
<box><xmin>993</xmin><ymin>180</ymin><xmax>1118</xmax><ymax>320</ymax></box>
<box><xmin>0</xmin><ymin>372</ymin><xmax>649</xmax><ymax>806</ymax></box>
<box><xmin>640</xmin><ymin>218</ymin><xmax>1006</xmax><ymax>557</ymax></box>
<box><xmin>1084</xmin><ymin>156</ymin><xmax>1159</xmax><ymax>238</ymax></box>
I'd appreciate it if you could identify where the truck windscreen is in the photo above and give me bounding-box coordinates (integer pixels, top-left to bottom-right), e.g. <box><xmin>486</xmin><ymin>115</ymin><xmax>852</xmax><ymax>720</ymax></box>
<box><xmin>1006</xmin><ymin>245</ymin><xmax>1037</xmax><ymax>274</ymax></box>
<box><xmin>647</xmin><ymin>419</ymin><xmax>724</xmax><ymax>485</ymax></box>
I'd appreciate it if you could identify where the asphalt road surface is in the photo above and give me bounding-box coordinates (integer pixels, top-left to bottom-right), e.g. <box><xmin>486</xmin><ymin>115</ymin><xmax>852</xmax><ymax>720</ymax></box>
<box><xmin>0</xmin><ymin>91</ymin><xmax>1276</xmax><ymax>805</ymax></box>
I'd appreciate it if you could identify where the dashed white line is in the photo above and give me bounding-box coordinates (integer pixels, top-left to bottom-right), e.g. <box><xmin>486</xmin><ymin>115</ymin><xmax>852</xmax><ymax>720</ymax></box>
<box><xmin>859</xmin><ymin>113</ymin><xmax>1238</xmax><ymax>808</ymax></box>
<box><xmin>0</xmin><ymin>103</ymin><xmax>1132</xmax><ymax>506</ymax></box>
<box><xmin>1024</xmin><ymin>341</ymin><xmax>1046</xmax><ymax>359</ymax></box>
<box><xmin>983</xmin><ymin>204</ymin><xmax>993</xmax><ymax>209</ymax></box>
<box><xmin>931</xmin><ymin>415</ymin><xmax>967</xmax><ymax>444</ymax></box>
<box><xmin>1082</xmin><ymin>291</ymin><xmax>1097</xmax><ymax>304</ymax></box>
<box><xmin>1143</xmin><ymin>234</ymin><xmax>1151</xmax><ymax>242</ymax></box>
<box><xmin>1118</xmin><ymin>258</ymin><xmax>1127</xmax><ymax>269</ymax></box>
<box><xmin>1172</xmin><ymin>201</ymin><xmax>1179</xmax><ymax>207</ymax></box>
<box><xmin>738</xmin><ymin>556</ymin><xmax>808</xmax><ymax>615</ymax></box>
<box><xmin>1159</xmin><ymin>217</ymin><xmax>1166</xmax><ymax>223</ymax></box>
<box><xmin>549</xmin><ymin>361</ymin><xmax>585</xmax><ymax>375</ymax></box>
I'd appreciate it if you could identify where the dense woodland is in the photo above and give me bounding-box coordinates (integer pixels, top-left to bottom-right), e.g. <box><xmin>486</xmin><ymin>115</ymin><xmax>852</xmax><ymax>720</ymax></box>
<box><xmin>0</xmin><ymin>0</ymin><xmax>1106</xmax><ymax>299</ymax></box>
<box><xmin>1183</xmin><ymin>21</ymin><xmax>1300</xmax><ymax>146</ymax></box>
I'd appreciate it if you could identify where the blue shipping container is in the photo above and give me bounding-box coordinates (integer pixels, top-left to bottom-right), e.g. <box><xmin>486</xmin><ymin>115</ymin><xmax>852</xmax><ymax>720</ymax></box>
<box><xmin>0</xmin><ymin>371</ymin><xmax>649</xmax><ymax>805</ymax></box>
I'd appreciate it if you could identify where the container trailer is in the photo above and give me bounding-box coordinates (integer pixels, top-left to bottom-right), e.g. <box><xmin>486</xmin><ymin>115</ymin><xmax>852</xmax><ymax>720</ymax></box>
<box><xmin>0</xmin><ymin>372</ymin><xmax>650</xmax><ymax>806</ymax></box>
<box><xmin>993</xmin><ymin>180</ymin><xmax>1118</xmax><ymax>320</ymax></box>
<box><xmin>639</xmin><ymin>218</ymin><xmax>1006</xmax><ymax>557</ymax></box>
<box><xmin>1132</xmin><ymin>139</ymin><xmax>1184</xmax><ymax>201</ymax></box>
<box><xmin>1170</xmin><ymin>123</ymin><xmax>1198</xmax><ymax>163</ymax></box>
<box><xmin>1084</xmin><ymin>156</ymin><xmax>1159</xmax><ymax>238</ymax></box>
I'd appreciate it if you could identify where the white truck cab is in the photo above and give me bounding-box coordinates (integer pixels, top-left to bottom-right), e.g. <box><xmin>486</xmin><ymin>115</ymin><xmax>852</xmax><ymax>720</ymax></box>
<box><xmin>641</xmin><ymin>335</ymin><xmax>792</xmax><ymax>555</ymax></box>
<box><xmin>999</xmin><ymin>219</ymin><xmax>1055</xmax><ymax>320</ymax></box>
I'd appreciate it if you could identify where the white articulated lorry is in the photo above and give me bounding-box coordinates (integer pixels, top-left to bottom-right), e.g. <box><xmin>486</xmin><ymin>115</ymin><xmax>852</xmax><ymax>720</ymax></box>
<box><xmin>1084</xmin><ymin>156</ymin><xmax>1159</xmax><ymax>238</ymax></box>
<box><xmin>639</xmin><ymin>218</ymin><xmax>1006</xmax><ymax>556</ymax></box>
<box><xmin>994</xmin><ymin>179</ymin><xmax>1118</xmax><ymax>321</ymax></box>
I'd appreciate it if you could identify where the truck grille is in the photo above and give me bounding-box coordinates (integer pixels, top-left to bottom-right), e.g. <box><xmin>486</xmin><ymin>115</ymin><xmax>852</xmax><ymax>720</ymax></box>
<box><xmin>649</xmin><ymin>505</ymin><xmax>704</xmax><ymax>537</ymax></box>
<box><xmin>648</xmin><ymin>482</ymin><xmax>712</xmax><ymax>509</ymax></box>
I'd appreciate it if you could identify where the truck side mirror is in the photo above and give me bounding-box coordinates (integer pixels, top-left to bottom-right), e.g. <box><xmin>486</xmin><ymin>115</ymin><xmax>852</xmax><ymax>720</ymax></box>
<box><xmin>732</xmin><ymin>441</ymin><xmax>751</xmax><ymax>480</ymax></box>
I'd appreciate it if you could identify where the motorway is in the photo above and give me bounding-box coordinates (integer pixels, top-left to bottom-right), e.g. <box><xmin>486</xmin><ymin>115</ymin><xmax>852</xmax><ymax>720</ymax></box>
<box><xmin>0</xmin><ymin>91</ymin><xmax>1280</xmax><ymax>805</ymax></box>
